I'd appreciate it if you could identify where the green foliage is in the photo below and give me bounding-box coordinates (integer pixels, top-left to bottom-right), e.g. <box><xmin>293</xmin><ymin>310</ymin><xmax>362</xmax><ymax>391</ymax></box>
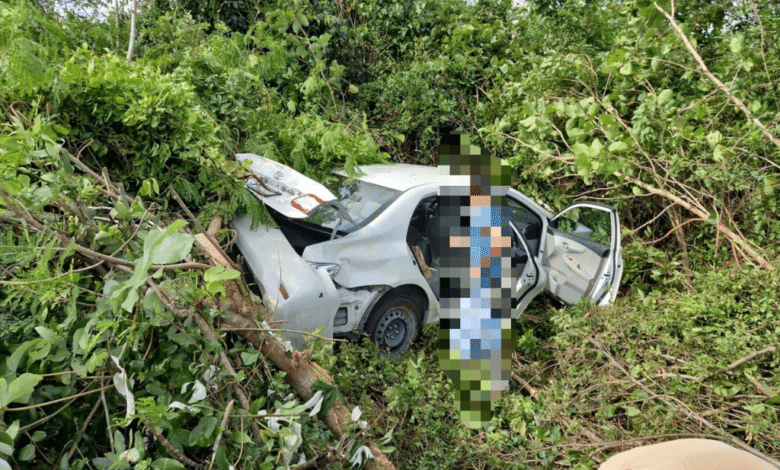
<box><xmin>331</xmin><ymin>264</ymin><xmax>780</xmax><ymax>469</ymax></box>
<box><xmin>478</xmin><ymin>0</ymin><xmax>780</xmax><ymax>282</ymax></box>
<box><xmin>0</xmin><ymin>0</ymin><xmax>69</xmax><ymax>97</ymax></box>
<box><xmin>0</xmin><ymin>116</ymin><xmax>341</xmax><ymax>468</ymax></box>
<box><xmin>3</xmin><ymin>0</ymin><xmax>780</xmax><ymax>468</ymax></box>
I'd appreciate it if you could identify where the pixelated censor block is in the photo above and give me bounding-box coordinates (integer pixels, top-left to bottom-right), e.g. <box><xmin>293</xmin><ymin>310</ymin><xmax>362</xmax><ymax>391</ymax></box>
<box><xmin>437</xmin><ymin>133</ymin><xmax>517</xmax><ymax>429</ymax></box>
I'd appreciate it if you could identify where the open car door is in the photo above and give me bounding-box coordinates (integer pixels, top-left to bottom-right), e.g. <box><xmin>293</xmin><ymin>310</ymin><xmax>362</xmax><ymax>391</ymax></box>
<box><xmin>509</xmin><ymin>220</ymin><xmax>546</xmax><ymax>317</ymax></box>
<box><xmin>544</xmin><ymin>203</ymin><xmax>622</xmax><ymax>306</ymax></box>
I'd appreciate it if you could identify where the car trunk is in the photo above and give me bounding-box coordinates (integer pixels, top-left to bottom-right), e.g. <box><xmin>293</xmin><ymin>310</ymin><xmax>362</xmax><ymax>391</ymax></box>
<box><xmin>268</xmin><ymin>206</ymin><xmax>346</xmax><ymax>256</ymax></box>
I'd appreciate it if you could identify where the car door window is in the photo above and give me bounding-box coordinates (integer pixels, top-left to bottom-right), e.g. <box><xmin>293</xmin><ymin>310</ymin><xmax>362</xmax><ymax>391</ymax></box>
<box><xmin>546</xmin><ymin>204</ymin><xmax>620</xmax><ymax>306</ymax></box>
<box><xmin>553</xmin><ymin>207</ymin><xmax>611</xmax><ymax>255</ymax></box>
<box><xmin>506</xmin><ymin>197</ymin><xmax>542</xmax><ymax>256</ymax></box>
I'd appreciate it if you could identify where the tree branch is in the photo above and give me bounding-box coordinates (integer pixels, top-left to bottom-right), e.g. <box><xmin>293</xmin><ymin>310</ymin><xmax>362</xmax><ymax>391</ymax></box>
<box><xmin>653</xmin><ymin>2</ymin><xmax>780</xmax><ymax>169</ymax></box>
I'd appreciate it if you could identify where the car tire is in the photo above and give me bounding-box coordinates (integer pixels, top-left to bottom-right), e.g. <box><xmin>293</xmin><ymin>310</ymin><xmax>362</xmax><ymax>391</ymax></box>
<box><xmin>364</xmin><ymin>291</ymin><xmax>422</xmax><ymax>356</ymax></box>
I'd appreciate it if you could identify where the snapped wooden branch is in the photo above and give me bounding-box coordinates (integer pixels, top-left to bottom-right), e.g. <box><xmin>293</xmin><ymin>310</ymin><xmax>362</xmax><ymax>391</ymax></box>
<box><xmin>6</xmin><ymin>152</ymin><xmax>395</xmax><ymax>468</ymax></box>
<box><xmin>193</xmin><ymin>220</ymin><xmax>397</xmax><ymax>470</ymax></box>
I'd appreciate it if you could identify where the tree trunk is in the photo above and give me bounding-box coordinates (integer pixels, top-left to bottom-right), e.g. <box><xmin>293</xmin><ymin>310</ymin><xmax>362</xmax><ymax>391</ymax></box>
<box><xmin>126</xmin><ymin>0</ymin><xmax>137</xmax><ymax>62</ymax></box>
<box><xmin>114</xmin><ymin>0</ymin><xmax>120</xmax><ymax>50</ymax></box>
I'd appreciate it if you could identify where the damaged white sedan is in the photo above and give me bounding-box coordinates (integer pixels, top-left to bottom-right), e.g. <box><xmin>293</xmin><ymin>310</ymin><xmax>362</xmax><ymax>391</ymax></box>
<box><xmin>232</xmin><ymin>154</ymin><xmax>623</xmax><ymax>355</ymax></box>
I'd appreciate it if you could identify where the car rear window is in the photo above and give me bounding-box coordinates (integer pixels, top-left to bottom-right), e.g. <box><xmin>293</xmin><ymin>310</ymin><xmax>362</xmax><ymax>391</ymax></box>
<box><xmin>305</xmin><ymin>177</ymin><xmax>402</xmax><ymax>232</ymax></box>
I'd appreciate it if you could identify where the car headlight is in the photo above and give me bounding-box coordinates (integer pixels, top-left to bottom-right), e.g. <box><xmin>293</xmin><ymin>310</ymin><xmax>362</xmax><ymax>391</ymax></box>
<box><xmin>307</xmin><ymin>262</ymin><xmax>340</xmax><ymax>279</ymax></box>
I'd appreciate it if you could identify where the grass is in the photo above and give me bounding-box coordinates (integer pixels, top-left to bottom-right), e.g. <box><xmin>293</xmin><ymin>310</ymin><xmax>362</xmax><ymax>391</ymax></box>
<box><xmin>328</xmin><ymin>265</ymin><xmax>780</xmax><ymax>469</ymax></box>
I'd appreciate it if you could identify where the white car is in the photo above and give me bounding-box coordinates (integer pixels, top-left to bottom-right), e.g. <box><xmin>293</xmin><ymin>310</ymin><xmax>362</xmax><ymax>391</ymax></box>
<box><xmin>232</xmin><ymin>154</ymin><xmax>623</xmax><ymax>354</ymax></box>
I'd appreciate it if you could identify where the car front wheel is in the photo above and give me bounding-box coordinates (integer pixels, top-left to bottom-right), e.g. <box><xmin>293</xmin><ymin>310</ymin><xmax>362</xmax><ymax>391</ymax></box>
<box><xmin>364</xmin><ymin>292</ymin><xmax>422</xmax><ymax>356</ymax></box>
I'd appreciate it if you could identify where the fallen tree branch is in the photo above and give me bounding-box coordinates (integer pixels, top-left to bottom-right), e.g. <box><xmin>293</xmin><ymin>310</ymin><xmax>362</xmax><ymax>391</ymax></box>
<box><xmin>614</xmin><ymin>171</ymin><xmax>773</xmax><ymax>269</ymax></box>
<box><xmin>196</xmin><ymin>219</ymin><xmax>396</xmax><ymax>470</ymax></box>
<box><xmin>0</xmin><ymin>186</ymin><xmax>211</xmax><ymax>272</ymax></box>
<box><xmin>147</xmin><ymin>280</ymin><xmax>262</xmax><ymax>441</ymax></box>
<box><xmin>170</xmin><ymin>187</ymin><xmax>239</xmax><ymax>271</ymax></box>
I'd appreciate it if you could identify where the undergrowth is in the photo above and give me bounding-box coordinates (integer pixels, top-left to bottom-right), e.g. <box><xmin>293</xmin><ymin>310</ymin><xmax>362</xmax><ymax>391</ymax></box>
<box><xmin>331</xmin><ymin>263</ymin><xmax>780</xmax><ymax>469</ymax></box>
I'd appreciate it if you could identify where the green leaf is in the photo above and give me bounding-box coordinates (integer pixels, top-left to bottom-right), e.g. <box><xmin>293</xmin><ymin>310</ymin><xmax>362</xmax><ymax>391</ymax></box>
<box><xmin>310</xmin><ymin>379</ymin><xmax>340</xmax><ymax>418</ymax></box>
<box><xmin>0</xmin><ymin>373</ymin><xmax>43</xmax><ymax>409</ymax></box>
<box><xmin>730</xmin><ymin>34</ymin><xmax>744</xmax><ymax>54</ymax></box>
<box><xmin>657</xmin><ymin>89</ymin><xmax>672</xmax><ymax>105</ymax></box>
<box><xmin>189</xmin><ymin>416</ymin><xmax>218</xmax><ymax>447</ymax></box>
<box><xmin>18</xmin><ymin>444</ymin><xmax>34</xmax><ymax>461</ymax></box>
<box><xmin>151</xmin><ymin>458</ymin><xmax>185</xmax><ymax>470</ymax></box>
<box><xmin>119</xmin><ymin>257</ymin><xmax>151</xmax><ymax>313</ymax></box>
<box><xmin>706</xmin><ymin>131</ymin><xmax>722</xmax><ymax>147</ymax></box>
<box><xmin>6</xmin><ymin>340</ymin><xmax>42</xmax><ymax>373</ymax></box>
<box><xmin>0</xmin><ymin>437</ymin><xmax>11</xmax><ymax>457</ymax></box>
<box><xmin>146</xmin><ymin>221</ymin><xmax>193</xmax><ymax>265</ymax></box>
<box><xmin>204</xmin><ymin>266</ymin><xmax>241</xmax><ymax>296</ymax></box>
<box><xmin>743</xmin><ymin>404</ymin><xmax>766</xmax><ymax>414</ymax></box>
<box><xmin>203</xmin><ymin>266</ymin><xmax>241</xmax><ymax>283</ymax></box>
<box><xmin>519</xmin><ymin>116</ymin><xmax>537</xmax><ymax>131</ymax></box>
<box><xmin>348</xmin><ymin>84</ymin><xmax>359</xmax><ymax>94</ymax></box>
<box><xmin>241</xmin><ymin>350</ymin><xmax>259</xmax><ymax>366</ymax></box>
<box><xmin>608</xmin><ymin>141</ymin><xmax>629</xmax><ymax>152</ymax></box>
<box><xmin>624</xmin><ymin>406</ymin><xmax>641</xmax><ymax>417</ymax></box>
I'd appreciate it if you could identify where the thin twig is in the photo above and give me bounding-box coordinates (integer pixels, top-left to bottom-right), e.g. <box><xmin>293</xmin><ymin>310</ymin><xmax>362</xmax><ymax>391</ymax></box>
<box><xmin>66</xmin><ymin>397</ymin><xmax>101</xmax><ymax>460</ymax></box>
<box><xmin>209</xmin><ymin>400</ymin><xmax>234</xmax><ymax>470</ymax></box>
<box><xmin>0</xmin><ymin>260</ymin><xmax>105</xmax><ymax>286</ymax></box>
<box><xmin>18</xmin><ymin>396</ymin><xmax>80</xmax><ymax>433</ymax></box>
<box><xmin>703</xmin><ymin>346</ymin><xmax>777</xmax><ymax>380</ymax></box>
<box><xmin>511</xmin><ymin>372</ymin><xmax>538</xmax><ymax>398</ymax></box>
<box><xmin>102</xmin><ymin>385</ymin><xmax>116</xmax><ymax>453</ymax></box>
<box><xmin>4</xmin><ymin>384</ymin><xmax>114</xmax><ymax>412</ymax></box>
<box><xmin>141</xmin><ymin>416</ymin><xmax>204</xmax><ymax>469</ymax></box>
<box><xmin>743</xmin><ymin>372</ymin><xmax>774</xmax><ymax>399</ymax></box>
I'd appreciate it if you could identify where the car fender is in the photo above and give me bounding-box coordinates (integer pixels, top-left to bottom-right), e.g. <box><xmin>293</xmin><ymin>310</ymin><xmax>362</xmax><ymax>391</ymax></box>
<box><xmin>303</xmin><ymin>185</ymin><xmax>441</xmax><ymax>325</ymax></box>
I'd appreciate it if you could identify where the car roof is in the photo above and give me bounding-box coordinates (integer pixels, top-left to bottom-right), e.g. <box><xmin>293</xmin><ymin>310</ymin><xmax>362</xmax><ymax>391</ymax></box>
<box><xmin>334</xmin><ymin>163</ymin><xmax>469</xmax><ymax>192</ymax></box>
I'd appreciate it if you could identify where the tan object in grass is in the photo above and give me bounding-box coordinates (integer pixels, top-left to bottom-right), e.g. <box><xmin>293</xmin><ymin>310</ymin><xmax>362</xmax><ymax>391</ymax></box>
<box><xmin>598</xmin><ymin>438</ymin><xmax>777</xmax><ymax>470</ymax></box>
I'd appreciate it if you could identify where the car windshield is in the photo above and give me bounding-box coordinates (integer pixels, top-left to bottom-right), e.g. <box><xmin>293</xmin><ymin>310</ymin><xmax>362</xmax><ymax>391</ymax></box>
<box><xmin>305</xmin><ymin>177</ymin><xmax>402</xmax><ymax>232</ymax></box>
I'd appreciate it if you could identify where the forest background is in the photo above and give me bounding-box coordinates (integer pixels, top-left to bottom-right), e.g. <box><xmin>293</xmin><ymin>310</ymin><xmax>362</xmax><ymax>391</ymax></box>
<box><xmin>1</xmin><ymin>0</ymin><xmax>780</xmax><ymax>468</ymax></box>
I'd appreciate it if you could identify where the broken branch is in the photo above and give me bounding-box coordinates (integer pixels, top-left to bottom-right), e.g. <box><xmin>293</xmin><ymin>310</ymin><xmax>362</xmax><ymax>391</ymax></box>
<box><xmin>196</xmin><ymin>219</ymin><xmax>396</xmax><ymax>470</ymax></box>
<box><xmin>703</xmin><ymin>346</ymin><xmax>777</xmax><ymax>380</ymax></box>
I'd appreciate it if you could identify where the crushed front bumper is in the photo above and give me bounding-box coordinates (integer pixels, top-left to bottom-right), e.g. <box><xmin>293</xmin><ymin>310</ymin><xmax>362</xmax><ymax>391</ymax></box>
<box><xmin>232</xmin><ymin>214</ymin><xmax>339</xmax><ymax>350</ymax></box>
